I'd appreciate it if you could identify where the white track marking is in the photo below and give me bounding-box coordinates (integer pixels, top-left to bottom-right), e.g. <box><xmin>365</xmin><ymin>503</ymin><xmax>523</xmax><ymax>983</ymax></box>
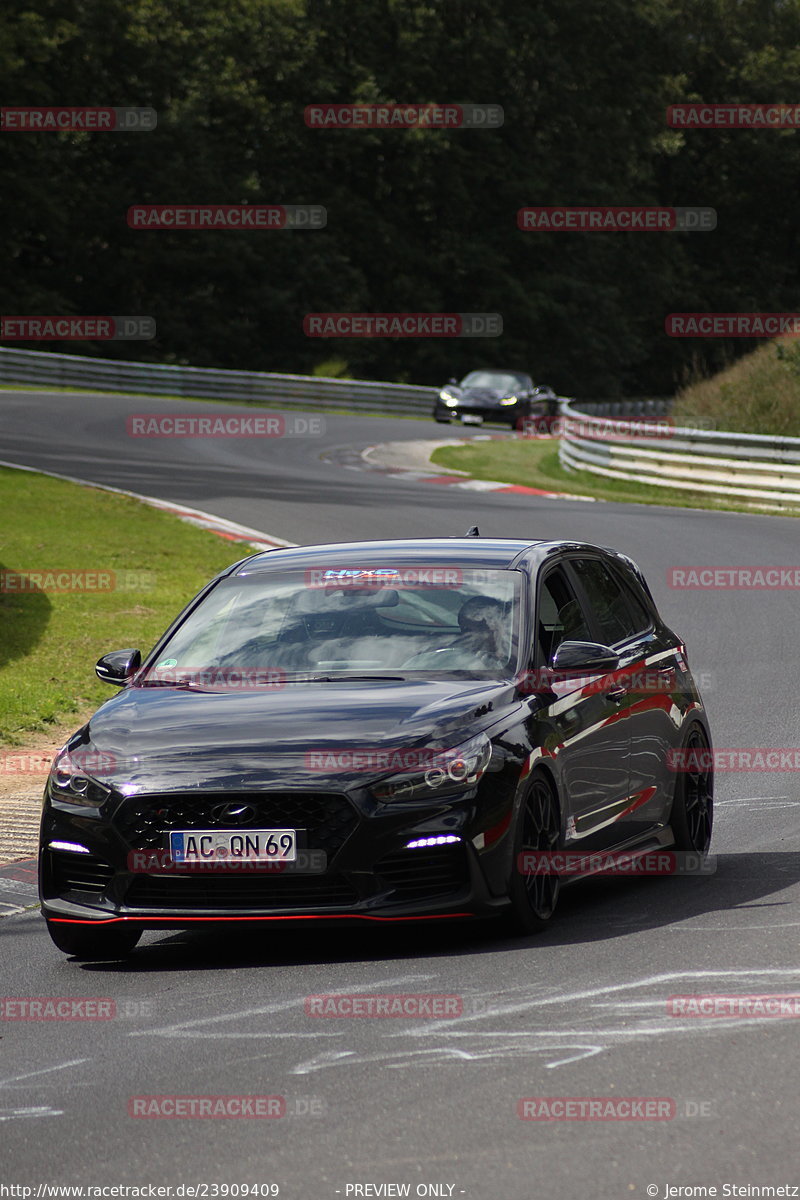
<box><xmin>0</xmin><ymin>1106</ymin><xmax>64</xmax><ymax>1121</ymax></box>
<box><xmin>129</xmin><ymin>975</ymin><xmax>434</xmax><ymax>1038</ymax></box>
<box><xmin>0</xmin><ymin>1059</ymin><xmax>90</xmax><ymax>1089</ymax></box>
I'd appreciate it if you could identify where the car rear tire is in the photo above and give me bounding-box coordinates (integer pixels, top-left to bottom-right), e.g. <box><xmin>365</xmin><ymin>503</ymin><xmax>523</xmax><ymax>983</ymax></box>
<box><xmin>670</xmin><ymin>725</ymin><xmax>713</xmax><ymax>854</ymax></box>
<box><xmin>504</xmin><ymin>771</ymin><xmax>562</xmax><ymax>935</ymax></box>
<box><xmin>44</xmin><ymin>918</ymin><xmax>142</xmax><ymax>960</ymax></box>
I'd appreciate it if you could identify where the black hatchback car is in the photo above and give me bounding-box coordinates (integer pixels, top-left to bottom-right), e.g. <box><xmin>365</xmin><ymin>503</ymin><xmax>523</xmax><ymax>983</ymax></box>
<box><xmin>433</xmin><ymin>370</ymin><xmax>558</xmax><ymax>428</ymax></box>
<box><xmin>40</xmin><ymin>536</ymin><xmax>713</xmax><ymax>959</ymax></box>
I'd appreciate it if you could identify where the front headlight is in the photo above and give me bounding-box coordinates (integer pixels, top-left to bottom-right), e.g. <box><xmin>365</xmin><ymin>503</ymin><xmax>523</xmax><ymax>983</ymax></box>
<box><xmin>371</xmin><ymin>733</ymin><xmax>492</xmax><ymax>802</ymax></box>
<box><xmin>499</xmin><ymin>395</ymin><xmax>519</xmax><ymax>406</ymax></box>
<box><xmin>48</xmin><ymin>748</ymin><xmax>112</xmax><ymax>807</ymax></box>
<box><xmin>439</xmin><ymin>390</ymin><xmax>459</xmax><ymax>405</ymax></box>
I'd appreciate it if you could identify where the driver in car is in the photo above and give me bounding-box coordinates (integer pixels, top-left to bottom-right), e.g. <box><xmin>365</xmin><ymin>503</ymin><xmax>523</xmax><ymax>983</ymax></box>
<box><xmin>401</xmin><ymin>595</ymin><xmax>509</xmax><ymax>669</ymax></box>
<box><xmin>454</xmin><ymin>595</ymin><xmax>508</xmax><ymax>662</ymax></box>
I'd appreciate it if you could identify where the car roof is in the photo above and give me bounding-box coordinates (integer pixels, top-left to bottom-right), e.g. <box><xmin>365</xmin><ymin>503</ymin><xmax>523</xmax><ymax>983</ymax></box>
<box><xmin>234</xmin><ymin>537</ymin><xmax>546</xmax><ymax>574</ymax></box>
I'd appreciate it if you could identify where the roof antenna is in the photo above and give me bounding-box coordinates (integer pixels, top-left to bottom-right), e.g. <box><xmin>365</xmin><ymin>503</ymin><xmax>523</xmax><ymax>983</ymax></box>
<box><xmin>466</xmin><ymin>525</ymin><xmax>480</xmax><ymax>537</ymax></box>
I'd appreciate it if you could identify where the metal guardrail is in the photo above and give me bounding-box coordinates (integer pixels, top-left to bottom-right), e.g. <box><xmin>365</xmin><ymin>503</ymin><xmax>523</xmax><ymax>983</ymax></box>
<box><xmin>566</xmin><ymin>396</ymin><xmax>672</xmax><ymax>419</ymax></box>
<box><xmin>560</xmin><ymin>399</ymin><xmax>800</xmax><ymax>510</ymax></box>
<box><xmin>0</xmin><ymin>346</ymin><xmax>435</xmax><ymax>415</ymax></box>
<box><xmin>5</xmin><ymin>349</ymin><xmax>796</xmax><ymax>509</ymax></box>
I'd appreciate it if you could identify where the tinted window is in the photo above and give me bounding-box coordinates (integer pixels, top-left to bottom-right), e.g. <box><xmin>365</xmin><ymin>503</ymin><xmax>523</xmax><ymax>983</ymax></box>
<box><xmin>460</xmin><ymin>371</ymin><xmax>527</xmax><ymax>392</ymax></box>
<box><xmin>570</xmin><ymin>558</ymin><xmax>647</xmax><ymax>645</ymax></box>
<box><xmin>614</xmin><ymin>568</ymin><xmax>652</xmax><ymax>633</ymax></box>
<box><xmin>536</xmin><ymin>567</ymin><xmax>592</xmax><ymax>663</ymax></box>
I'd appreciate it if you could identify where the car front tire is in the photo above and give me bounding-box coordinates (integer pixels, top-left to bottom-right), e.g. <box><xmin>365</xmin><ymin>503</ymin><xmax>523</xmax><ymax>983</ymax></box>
<box><xmin>44</xmin><ymin>917</ymin><xmax>142</xmax><ymax>960</ymax></box>
<box><xmin>504</xmin><ymin>771</ymin><xmax>562</xmax><ymax>935</ymax></box>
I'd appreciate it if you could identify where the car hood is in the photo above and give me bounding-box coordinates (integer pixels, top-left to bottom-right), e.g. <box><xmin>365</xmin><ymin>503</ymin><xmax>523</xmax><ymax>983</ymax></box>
<box><xmin>71</xmin><ymin>679</ymin><xmax>518</xmax><ymax>792</ymax></box>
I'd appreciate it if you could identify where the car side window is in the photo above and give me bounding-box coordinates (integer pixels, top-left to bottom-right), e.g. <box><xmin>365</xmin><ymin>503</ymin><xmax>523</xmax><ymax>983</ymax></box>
<box><xmin>569</xmin><ymin>557</ymin><xmax>645</xmax><ymax>646</ymax></box>
<box><xmin>536</xmin><ymin>567</ymin><xmax>592</xmax><ymax>664</ymax></box>
<box><xmin>614</xmin><ymin>570</ymin><xmax>652</xmax><ymax>633</ymax></box>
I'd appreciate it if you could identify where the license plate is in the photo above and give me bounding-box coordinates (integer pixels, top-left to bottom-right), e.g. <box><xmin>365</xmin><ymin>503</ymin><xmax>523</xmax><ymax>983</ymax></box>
<box><xmin>461</xmin><ymin>413</ymin><xmax>483</xmax><ymax>425</ymax></box>
<box><xmin>169</xmin><ymin>829</ymin><xmax>297</xmax><ymax>864</ymax></box>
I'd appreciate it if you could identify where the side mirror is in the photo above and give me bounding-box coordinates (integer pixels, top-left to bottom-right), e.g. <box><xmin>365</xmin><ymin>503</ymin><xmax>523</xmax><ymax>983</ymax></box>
<box><xmin>551</xmin><ymin>640</ymin><xmax>619</xmax><ymax>674</ymax></box>
<box><xmin>96</xmin><ymin>648</ymin><xmax>141</xmax><ymax>686</ymax></box>
<box><xmin>447</xmin><ymin>376</ymin><xmax>458</xmax><ymax>385</ymax></box>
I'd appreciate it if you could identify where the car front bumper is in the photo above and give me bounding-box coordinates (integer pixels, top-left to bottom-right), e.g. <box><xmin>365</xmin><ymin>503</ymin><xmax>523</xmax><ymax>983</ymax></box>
<box><xmin>39</xmin><ymin>787</ymin><xmax>516</xmax><ymax>928</ymax></box>
<box><xmin>433</xmin><ymin>401</ymin><xmax>547</xmax><ymax>425</ymax></box>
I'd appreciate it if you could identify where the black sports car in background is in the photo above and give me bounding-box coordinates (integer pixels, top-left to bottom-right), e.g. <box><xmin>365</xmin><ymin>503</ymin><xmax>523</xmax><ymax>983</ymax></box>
<box><xmin>40</xmin><ymin>535</ymin><xmax>713</xmax><ymax>959</ymax></box>
<box><xmin>433</xmin><ymin>370</ymin><xmax>559</xmax><ymax>428</ymax></box>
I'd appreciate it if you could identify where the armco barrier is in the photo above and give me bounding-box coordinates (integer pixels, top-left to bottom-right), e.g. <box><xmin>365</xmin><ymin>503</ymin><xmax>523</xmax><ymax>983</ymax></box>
<box><xmin>5</xmin><ymin>348</ymin><xmax>791</xmax><ymax>507</ymax></box>
<box><xmin>0</xmin><ymin>348</ymin><xmax>664</xmax><ymax>422</ymax></box>
<box><xmin>560</xmin><ymin>399</ymin><xmax>800</xmax><ymax>510</ymax></box>
<box><xmin>0</xmin><ymin>347</ymin><xmax>434</xmax><ymax>415</ymax></box>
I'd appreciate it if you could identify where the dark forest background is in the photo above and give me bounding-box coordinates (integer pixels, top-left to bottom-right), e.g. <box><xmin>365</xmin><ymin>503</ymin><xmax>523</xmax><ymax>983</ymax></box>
<box><xmin>3</xmin><ymin>0</ymin><xmax>800</xmax><ymax>396</ymax></box>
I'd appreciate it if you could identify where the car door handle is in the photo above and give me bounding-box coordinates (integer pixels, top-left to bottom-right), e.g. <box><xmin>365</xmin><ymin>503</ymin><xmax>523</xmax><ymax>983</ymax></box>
<box><xmin>605</xmin><ymin>687</ymin><xmax>628</xmax><ymax>703</ymax></box>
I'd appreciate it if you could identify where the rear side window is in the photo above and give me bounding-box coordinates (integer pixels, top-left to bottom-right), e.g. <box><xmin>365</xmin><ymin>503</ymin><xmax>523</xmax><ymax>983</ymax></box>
<box><xmin>569</xmin><ymin>557</ymin><xmax>650</xmax><ymax>646</ymax></box>
<box><xmin>614</xmin><ymin>569</ymin><xmax>652</xmax><ymax>633</ymax></box>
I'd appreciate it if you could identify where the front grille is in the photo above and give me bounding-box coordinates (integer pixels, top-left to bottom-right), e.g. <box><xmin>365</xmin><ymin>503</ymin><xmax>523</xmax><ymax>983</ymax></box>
<box><xmin>51</xmin><ymin>851</ymin><xmax>114</xmax><ymax>895</ymax></box>
<box><xmin>115</xmin><ymin>792</ymin><xmax>359</xmax><ymax>859</ymax></box>
<box><xmin>376</xmin><ymin>845</ymin><xmax>470</xmax><ymax>902</ymax></box>
<box><xmin>125</xmin><ymin>872</ymin><xmax>358</xmax><ymax>911</ymax></box>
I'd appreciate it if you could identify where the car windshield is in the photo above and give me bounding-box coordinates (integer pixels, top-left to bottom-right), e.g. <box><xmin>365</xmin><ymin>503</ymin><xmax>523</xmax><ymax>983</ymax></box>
<box><xmin>459</xmin><ymin>371</ymin><xmax>527</xmax><ymax>391</ymax></box>
<box><xmin>139</xmin><ymin>566</ymin><xmax>523</xmax><ymax>685</ymax></box>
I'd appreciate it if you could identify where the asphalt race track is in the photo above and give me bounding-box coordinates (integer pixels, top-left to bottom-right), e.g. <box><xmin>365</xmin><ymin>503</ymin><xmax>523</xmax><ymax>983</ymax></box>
<box><xmin>2</xmin><ymin>389</ymin><xmax>800</xmax><ymax>1199</ymax></box>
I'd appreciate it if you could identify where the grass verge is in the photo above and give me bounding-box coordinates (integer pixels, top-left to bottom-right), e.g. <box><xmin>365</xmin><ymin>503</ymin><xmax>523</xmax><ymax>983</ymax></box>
<box><xmin>672</xmin><ymin>337</ymin><xmax>800</xmax><ymax>438</ymax></box>
<box><xmin>0</xmin><ymin>466</ymin><xmax>250</xmax><ymax>743</ymax></box>
<box><xmin>429</xmin><ymin>437</ymin><xmax>775</xmax><ymax>513</ymax></box>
